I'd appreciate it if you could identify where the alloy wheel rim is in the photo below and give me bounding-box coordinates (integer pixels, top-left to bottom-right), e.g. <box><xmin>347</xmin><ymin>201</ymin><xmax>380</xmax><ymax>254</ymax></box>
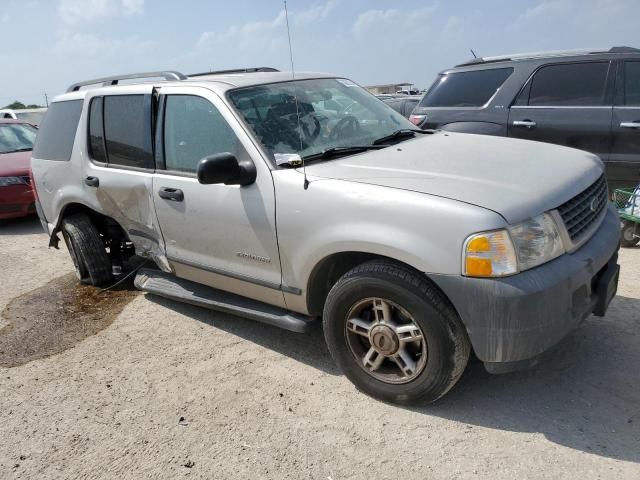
<box><xmin>345</xmin><ymin>297</ymin><xmax>428</xmax><ymax>384</ymax></box>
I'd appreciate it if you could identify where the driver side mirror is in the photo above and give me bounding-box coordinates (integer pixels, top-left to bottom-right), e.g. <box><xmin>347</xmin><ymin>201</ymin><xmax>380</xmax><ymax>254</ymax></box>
<box><xmin>197</xmin><ymin>152</ymin><xmax>256</xmax><ymax>186</ymax></box>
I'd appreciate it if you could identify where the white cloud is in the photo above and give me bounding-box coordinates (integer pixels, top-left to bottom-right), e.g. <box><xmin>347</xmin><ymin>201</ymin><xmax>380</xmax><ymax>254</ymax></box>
<box><xmin>54</xmin><ymin>32</ymin><xmax>153</xmax><ymax>58</ymax></box>
<box><xmin>58</xmin><ymin>0</ymin><xmax>144</xmax><ymax>24</ymax></box>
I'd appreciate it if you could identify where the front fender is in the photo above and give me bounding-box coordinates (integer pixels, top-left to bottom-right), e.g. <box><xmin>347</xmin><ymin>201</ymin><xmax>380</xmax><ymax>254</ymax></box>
<box><xmin>273</xmin><ymin>171</ymin><xmax>507</xmax><ymax>314</ymax></box>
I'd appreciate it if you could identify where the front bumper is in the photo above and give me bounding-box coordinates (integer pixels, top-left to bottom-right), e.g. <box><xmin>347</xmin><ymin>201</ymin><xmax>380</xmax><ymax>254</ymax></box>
<box><xmin>431</xmin><ymin>203</ymin><xmax>620</xmax><ymax>369</ymax></box>
<box><xmin>0</xmin><ymin>184</ymin><xmax>36</xmax><ymax>220</ymax></box>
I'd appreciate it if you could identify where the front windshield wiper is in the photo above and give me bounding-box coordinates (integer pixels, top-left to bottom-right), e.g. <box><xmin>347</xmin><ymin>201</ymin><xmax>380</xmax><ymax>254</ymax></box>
<box><xmin>302</xmin><ymin>145</ymin><xmax>387</xmax><ymax>163</ymax></box>
<box><xmin>372</xmin><ymin>129</ymin><xmax>430</xmax><ymax>145</ymax></box>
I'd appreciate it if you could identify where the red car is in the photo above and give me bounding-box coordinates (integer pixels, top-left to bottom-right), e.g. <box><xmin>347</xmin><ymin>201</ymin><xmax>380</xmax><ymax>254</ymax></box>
<box><xmin>0</xmin><ymin>119</ymin><xmax>38</xmax><ymax>219</ymax></box>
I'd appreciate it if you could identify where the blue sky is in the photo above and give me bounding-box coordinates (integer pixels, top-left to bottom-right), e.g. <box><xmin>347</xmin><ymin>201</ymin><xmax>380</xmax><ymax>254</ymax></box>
<box><xmin>1</xmin><ymin>0</ymin><xmax>638</xmax><ymax>106</ymax></box>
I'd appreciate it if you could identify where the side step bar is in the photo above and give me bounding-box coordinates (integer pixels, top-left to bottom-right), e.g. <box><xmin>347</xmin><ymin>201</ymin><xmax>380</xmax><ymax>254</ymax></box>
<box><xmin>134</xmin><ymin>268</ymin><xmax>314</xmax><ymax>333</ymax></box>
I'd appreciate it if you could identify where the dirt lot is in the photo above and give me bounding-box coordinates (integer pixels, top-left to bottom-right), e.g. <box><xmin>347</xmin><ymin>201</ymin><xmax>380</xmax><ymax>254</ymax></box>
<box><xmin>0</xmin><ymin>215</ymin><xmax>639</xmax><ymax>479</ymax></box>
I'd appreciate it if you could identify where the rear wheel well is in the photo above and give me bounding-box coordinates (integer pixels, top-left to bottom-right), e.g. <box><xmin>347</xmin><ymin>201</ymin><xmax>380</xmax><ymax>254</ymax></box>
<box><xmin>53</xmin><ymin>203</ymin><xmax>133</xmax><ymax>262</ymax></box>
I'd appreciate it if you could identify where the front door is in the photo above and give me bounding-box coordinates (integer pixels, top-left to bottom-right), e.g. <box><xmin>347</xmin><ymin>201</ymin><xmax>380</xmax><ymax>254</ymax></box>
<box><xmin>152</xmin><ymin>86</ymin><xmax>284</xmax><ymax>307</ymax></box>
<box><xmin>610</xmin><ymin>60</ymin><xmax>640</xmax><ymax>190</ymax></box>
<box><xmin>508</xmin><ymin>61</ymin><xmax>614</xmax><ymax>162</ymax></box>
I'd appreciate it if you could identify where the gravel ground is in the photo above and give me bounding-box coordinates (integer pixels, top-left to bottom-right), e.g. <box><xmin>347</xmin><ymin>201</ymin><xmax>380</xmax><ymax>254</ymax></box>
<box><xmin>0</xmin><ymin>215</ymin><xmax>639</xmax><ymax>479</ymax></box>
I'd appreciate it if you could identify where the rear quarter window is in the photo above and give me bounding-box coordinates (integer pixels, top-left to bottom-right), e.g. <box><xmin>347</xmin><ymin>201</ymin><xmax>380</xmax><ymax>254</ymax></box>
<box><xmin>32</xmin><ymin>100</ymin><xmax>83</xmax><ymax>161</ymax></box>
<box><xmin>419</xmin><ymin>68</ymin><xmax>513</xmax><ymax>108</ymax></box>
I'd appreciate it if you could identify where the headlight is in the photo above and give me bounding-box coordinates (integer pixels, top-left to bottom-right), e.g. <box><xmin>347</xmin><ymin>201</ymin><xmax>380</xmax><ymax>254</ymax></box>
<box><xmin>464</xmin><ymin>230</ymin><xmax>518</xmax><ymax>277</ymax></box>
<box><xmin>463</xmin><ymin>213</ymin><xmax>565</xmax><ymax>278</ymax></box>
<box><xmin>0</xmin><ymin>176</ymin><xmax>28</xmax><ymax>187</ymax></box>
<box><xmin>509</xmin><ymin>213</ymin><xmax>564</xmax><ymax>270</ymax></box>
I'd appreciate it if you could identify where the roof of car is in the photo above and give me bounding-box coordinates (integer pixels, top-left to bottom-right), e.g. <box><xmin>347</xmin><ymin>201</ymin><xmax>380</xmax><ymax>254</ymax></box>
<box><xmin>183</xmin><ymin>71</ymin><xmax>335</xmax><ymax>88</ymax></box>
<box><xmin>453</xmin><ymin>46</ymin><xmax>640</xmax><ymax>68</ymax></box>
<box><xmin>0</xmin><ymin>118</ymin><xmax>28</xmax><ymax>125</ymax></box>
<box><xmin>53</xmin><ymin>69</ymin><xmax>339</xmax><ymax>103</ymax></box>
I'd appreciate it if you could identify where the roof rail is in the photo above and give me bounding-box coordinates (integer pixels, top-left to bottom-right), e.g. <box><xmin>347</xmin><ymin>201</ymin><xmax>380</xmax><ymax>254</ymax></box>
<box><xmin>66</xmin><ymin>71</ymin><xmax>187</xmax><ymax>92</ymax></box>
<box><xmin>188</xmin><ymin>67</ymin><xmax>279</xmax><ymax>77</ymax></box>
<box><xmin>455</xmin><ymin>46</ymin><xmax>640</xmax><ymax>67</ymax></box>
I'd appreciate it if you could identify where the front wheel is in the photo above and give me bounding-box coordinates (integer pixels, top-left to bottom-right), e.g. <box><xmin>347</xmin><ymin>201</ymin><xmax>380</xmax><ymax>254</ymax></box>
<box><xmin>620</xmin><ymin>220</ymin><xmax>640</xmax><ymax>248</ymax></box>
<box><xmin>323</xmin><ymin>260</ymin><xmax>470</xmax><ymax>404</ymax></box>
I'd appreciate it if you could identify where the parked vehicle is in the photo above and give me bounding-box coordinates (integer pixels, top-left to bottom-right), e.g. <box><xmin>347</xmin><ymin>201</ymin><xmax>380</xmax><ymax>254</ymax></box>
<box><xmin>411</xmin><ymin>47</ymin><xmax>640</xmax><ymax>191</ymax></box>
<box><xmin>31</xmin><ymin>68</ymin><xmax>620</xmax><ymax>404</ymax></box>
<box><xmin>0</xmin><ymin>119</ymin><xmax>37</xmax><ymax>219</ymax></box>
<box><xmin>383</xmin><ymin>95</ymin><xmax>422</xmax><ymax>119</ymax></box>
<box><xmin>614</xmin><ymin>185</ymin><xmax>640</xmax><ymax>247</ymax></box>
<box><xmin>0</xmin><ymin>108</ymin><xmax>47</xmax><ymax>127</ymax></box>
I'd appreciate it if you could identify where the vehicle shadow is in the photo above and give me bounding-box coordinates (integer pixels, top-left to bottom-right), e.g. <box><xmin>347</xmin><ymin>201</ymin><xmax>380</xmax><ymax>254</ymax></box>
<box><xmin>0</xmin><ymin>215</ymin><xmax>43</xmax><ymax>235</ymax></box>
<box><xmin>413</xmin><ymin>294</ymin><xmax>640</xmax><ymax>464</ymax></box>
<box><xmin>147</xmin><ymin>292</ymin><xmax>640</xmax><ymax>463</ymax></box>
<box><xmin>147</xmin><ymin>294</ymin><xmax>340</xmax><ymax>376</ymax></box>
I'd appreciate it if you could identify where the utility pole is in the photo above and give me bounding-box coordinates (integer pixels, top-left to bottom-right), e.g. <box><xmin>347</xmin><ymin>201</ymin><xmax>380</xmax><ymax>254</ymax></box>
<box><xmin>44</xmin><ymin>92</ymin><xmax>49</xmax><ymax>108</ymax></box>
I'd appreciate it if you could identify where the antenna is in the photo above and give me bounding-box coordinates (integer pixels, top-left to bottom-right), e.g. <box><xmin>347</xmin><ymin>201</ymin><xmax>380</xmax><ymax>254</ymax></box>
<box><xmin>283</xmin><ymin>0</ymin><xmax>309</xmax><ymax>189</ymax></box>
<box><xmin>470</xmin><ymin>49</ymin><xmax>478</xmax><ymax>59</ymax></box>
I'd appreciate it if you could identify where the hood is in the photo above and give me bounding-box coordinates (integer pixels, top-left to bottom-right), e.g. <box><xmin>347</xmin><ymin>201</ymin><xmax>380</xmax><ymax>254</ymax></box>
<box><xmin>304</xmin><ymin>132</ymin><xmax>603</xmax><ymax>224</ymax></box>
<box><xmin>0</xmin><ymin>150</ymin><xmax>31</xmax><ymax>177</ymax></box>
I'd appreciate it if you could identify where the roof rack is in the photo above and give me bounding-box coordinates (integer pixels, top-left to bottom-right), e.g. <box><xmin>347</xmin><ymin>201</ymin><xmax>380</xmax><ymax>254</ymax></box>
<box><xmin>66</xmin><ymin>71</ymin><xmax>187</xmax><ymax>92</ymax></box>
<box><xmin>188</xmin><ymin>67</ymin><xmax>279</xmax><ymax>77</ymax></box>
<box><xmin>455</xmin><ymin>46</ymin><xmax>640</xmax><ymax>67</ymax></box>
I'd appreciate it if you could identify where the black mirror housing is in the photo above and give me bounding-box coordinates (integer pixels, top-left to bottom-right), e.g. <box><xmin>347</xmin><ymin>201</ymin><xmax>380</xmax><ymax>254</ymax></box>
<box><xmin>197</xmin><ymin>152</ymin><xmax>256</xmax><ymax>186</ymax></box>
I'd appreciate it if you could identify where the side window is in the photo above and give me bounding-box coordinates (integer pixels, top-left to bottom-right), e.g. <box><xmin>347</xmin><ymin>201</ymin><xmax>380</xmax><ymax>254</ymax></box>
<box><xmin>163</xmin><ymin>95</ymin><xmax>242</xmax><ymax>173</ymax></box>
<box><xmin>624</xmin><ymin>61</ymin><xmax>640</xmax><ymax>106</ymax></box>
<box><xmin>103</xmin><ymin>95</ymin><xmax>153</xmax><ymax>169</ymax></box>
<box><xmin>419</xmin><ymin>68</ymin><xmax>513</xmax><ymax>108</ymax></box>
<box><xmin>88</xmin><ymin>97</ymin><xmax>107</xmax><ymax>163</ymax></box>
<box><xmin>32</xmin><ymin>100</ymin><xmax>83</xmax><ymax>161</ymax></box>
<box><xmin>527</xmin><ymin>62</ymin><xmax>610</xmax><ymax>106</ymax></box>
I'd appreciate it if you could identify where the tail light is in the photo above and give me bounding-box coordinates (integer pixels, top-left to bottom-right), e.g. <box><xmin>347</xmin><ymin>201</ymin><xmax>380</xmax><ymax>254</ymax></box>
<box><xmin>409</xmin><ymin>114</ymin><xmax>426</xmax><ymax>126</ymax></box>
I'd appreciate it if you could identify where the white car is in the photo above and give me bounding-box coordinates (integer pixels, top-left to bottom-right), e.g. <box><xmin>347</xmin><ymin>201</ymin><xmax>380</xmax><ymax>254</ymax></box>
<box><xmin>0</xmin><ymin>108</ymin><xmax>47</xmax><ymax>126</ymax></box>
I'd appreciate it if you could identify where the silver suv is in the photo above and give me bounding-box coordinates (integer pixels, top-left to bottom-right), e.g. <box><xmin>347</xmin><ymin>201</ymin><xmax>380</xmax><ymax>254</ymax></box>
<box><xmin>31</xmin><ymin>68</ymin><xmax>620</xmax><ymax>404</ymax></box>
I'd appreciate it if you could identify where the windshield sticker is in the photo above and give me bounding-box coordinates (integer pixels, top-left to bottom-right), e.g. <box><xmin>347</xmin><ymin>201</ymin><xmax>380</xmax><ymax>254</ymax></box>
<box><xmin>337</xmin><ymin>79</ymin><xmax>358</xmax><ymax>87</ymax></box>
<box><xmin>274</xmin><ymin>153</ymin><xmax>303</xmax><ymax>166</ymax></box>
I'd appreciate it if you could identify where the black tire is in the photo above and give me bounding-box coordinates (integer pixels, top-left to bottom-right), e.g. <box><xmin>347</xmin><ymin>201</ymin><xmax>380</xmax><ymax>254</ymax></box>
<box><xmin>323</xmin><ymin>260</ymin><xmax>470</xmax><ymax>404</ymax></box>
<box><xmin>61</xmin><ymin>214</ymin><xmax>113</xmax><ymax>286</ymax></box>
<box><xmin>620</xmin><ymin>220</ymin><xmax>640</xmax><ymax>248</ymax></box>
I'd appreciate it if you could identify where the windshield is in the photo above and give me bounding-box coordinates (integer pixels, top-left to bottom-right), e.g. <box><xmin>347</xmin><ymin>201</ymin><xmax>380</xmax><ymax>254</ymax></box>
<box><xmin>0</xmin><ymin>123</ymin><xmax>37</xmax><ymax>154</ymax></box>
<box><xmin>228</xmin><ymin>78</ymin><xmax>417</xmax><ymax>162</ymax></box>
<box><xmin>15</xmin><ymin>111</ymin><xmax>45</xmax><ymax>126</ymax></box>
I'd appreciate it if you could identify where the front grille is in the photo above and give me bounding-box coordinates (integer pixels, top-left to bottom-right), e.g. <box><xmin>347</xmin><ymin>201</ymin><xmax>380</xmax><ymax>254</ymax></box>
<box><xmin>557</xmin><ymin>174</ymin><xmax>608</xmax><ymax>242</ymax></box>
<box><xmin>20</xmin><ymin>176</ymin><xmax>31</xmax><ymax>185</ymax></box>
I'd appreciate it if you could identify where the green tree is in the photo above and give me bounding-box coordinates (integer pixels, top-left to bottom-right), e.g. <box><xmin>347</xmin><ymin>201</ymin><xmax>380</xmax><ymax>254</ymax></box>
<box><xmin>2</xmin><ymin>101</ymin><xmax>44</xmax><ymax>109</ymax></box>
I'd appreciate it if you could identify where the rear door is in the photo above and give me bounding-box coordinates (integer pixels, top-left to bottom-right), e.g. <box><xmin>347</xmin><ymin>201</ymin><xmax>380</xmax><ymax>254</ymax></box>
<box><xmin>508</xmin><ymin>61</ymin><xmax>614</xmax><ymax>160</ymax></box>
<box><xmin>82</xmin><ymin>87</ymin><xmax>165</xmax><ymax>263</ymax></box>
<box><xmin>610</xmin><ymin>59</ymin><xmax>640</xmax><ymax>190</ymax></box>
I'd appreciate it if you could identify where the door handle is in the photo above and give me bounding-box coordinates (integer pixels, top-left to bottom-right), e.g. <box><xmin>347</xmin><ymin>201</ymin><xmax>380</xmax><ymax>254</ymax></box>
<box><xmin>158</xmin><ymin>187</ymin><xmax>184</xmax><ymax>202</ymax></box>
<box><xmin>84</xmin><ymin>176</ymin><xmax>99</xmax><ymax>187</ymax></box>
<box><xmin>513</xmin><ymin>120</ymin><xmax>537</xmax><ymax>129</ymax></box>
<box><xmin>620</xmin><ymin>122</ymin><xmax>640</xmax><ymax>129</ymax></box>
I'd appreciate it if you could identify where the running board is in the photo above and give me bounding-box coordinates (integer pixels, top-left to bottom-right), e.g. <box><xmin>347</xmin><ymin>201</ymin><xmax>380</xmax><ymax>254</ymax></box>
<box><xmin>134</xmin><ymin>268</ymin><xmax>314</xmax><ymax>333</ymax></box>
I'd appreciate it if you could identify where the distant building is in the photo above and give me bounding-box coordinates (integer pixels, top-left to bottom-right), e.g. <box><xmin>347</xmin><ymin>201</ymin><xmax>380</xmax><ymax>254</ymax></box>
<box><xmin>365</xmin><ymin>83</ymin><xmax>417</xmax><ymax>95</ymax></box>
